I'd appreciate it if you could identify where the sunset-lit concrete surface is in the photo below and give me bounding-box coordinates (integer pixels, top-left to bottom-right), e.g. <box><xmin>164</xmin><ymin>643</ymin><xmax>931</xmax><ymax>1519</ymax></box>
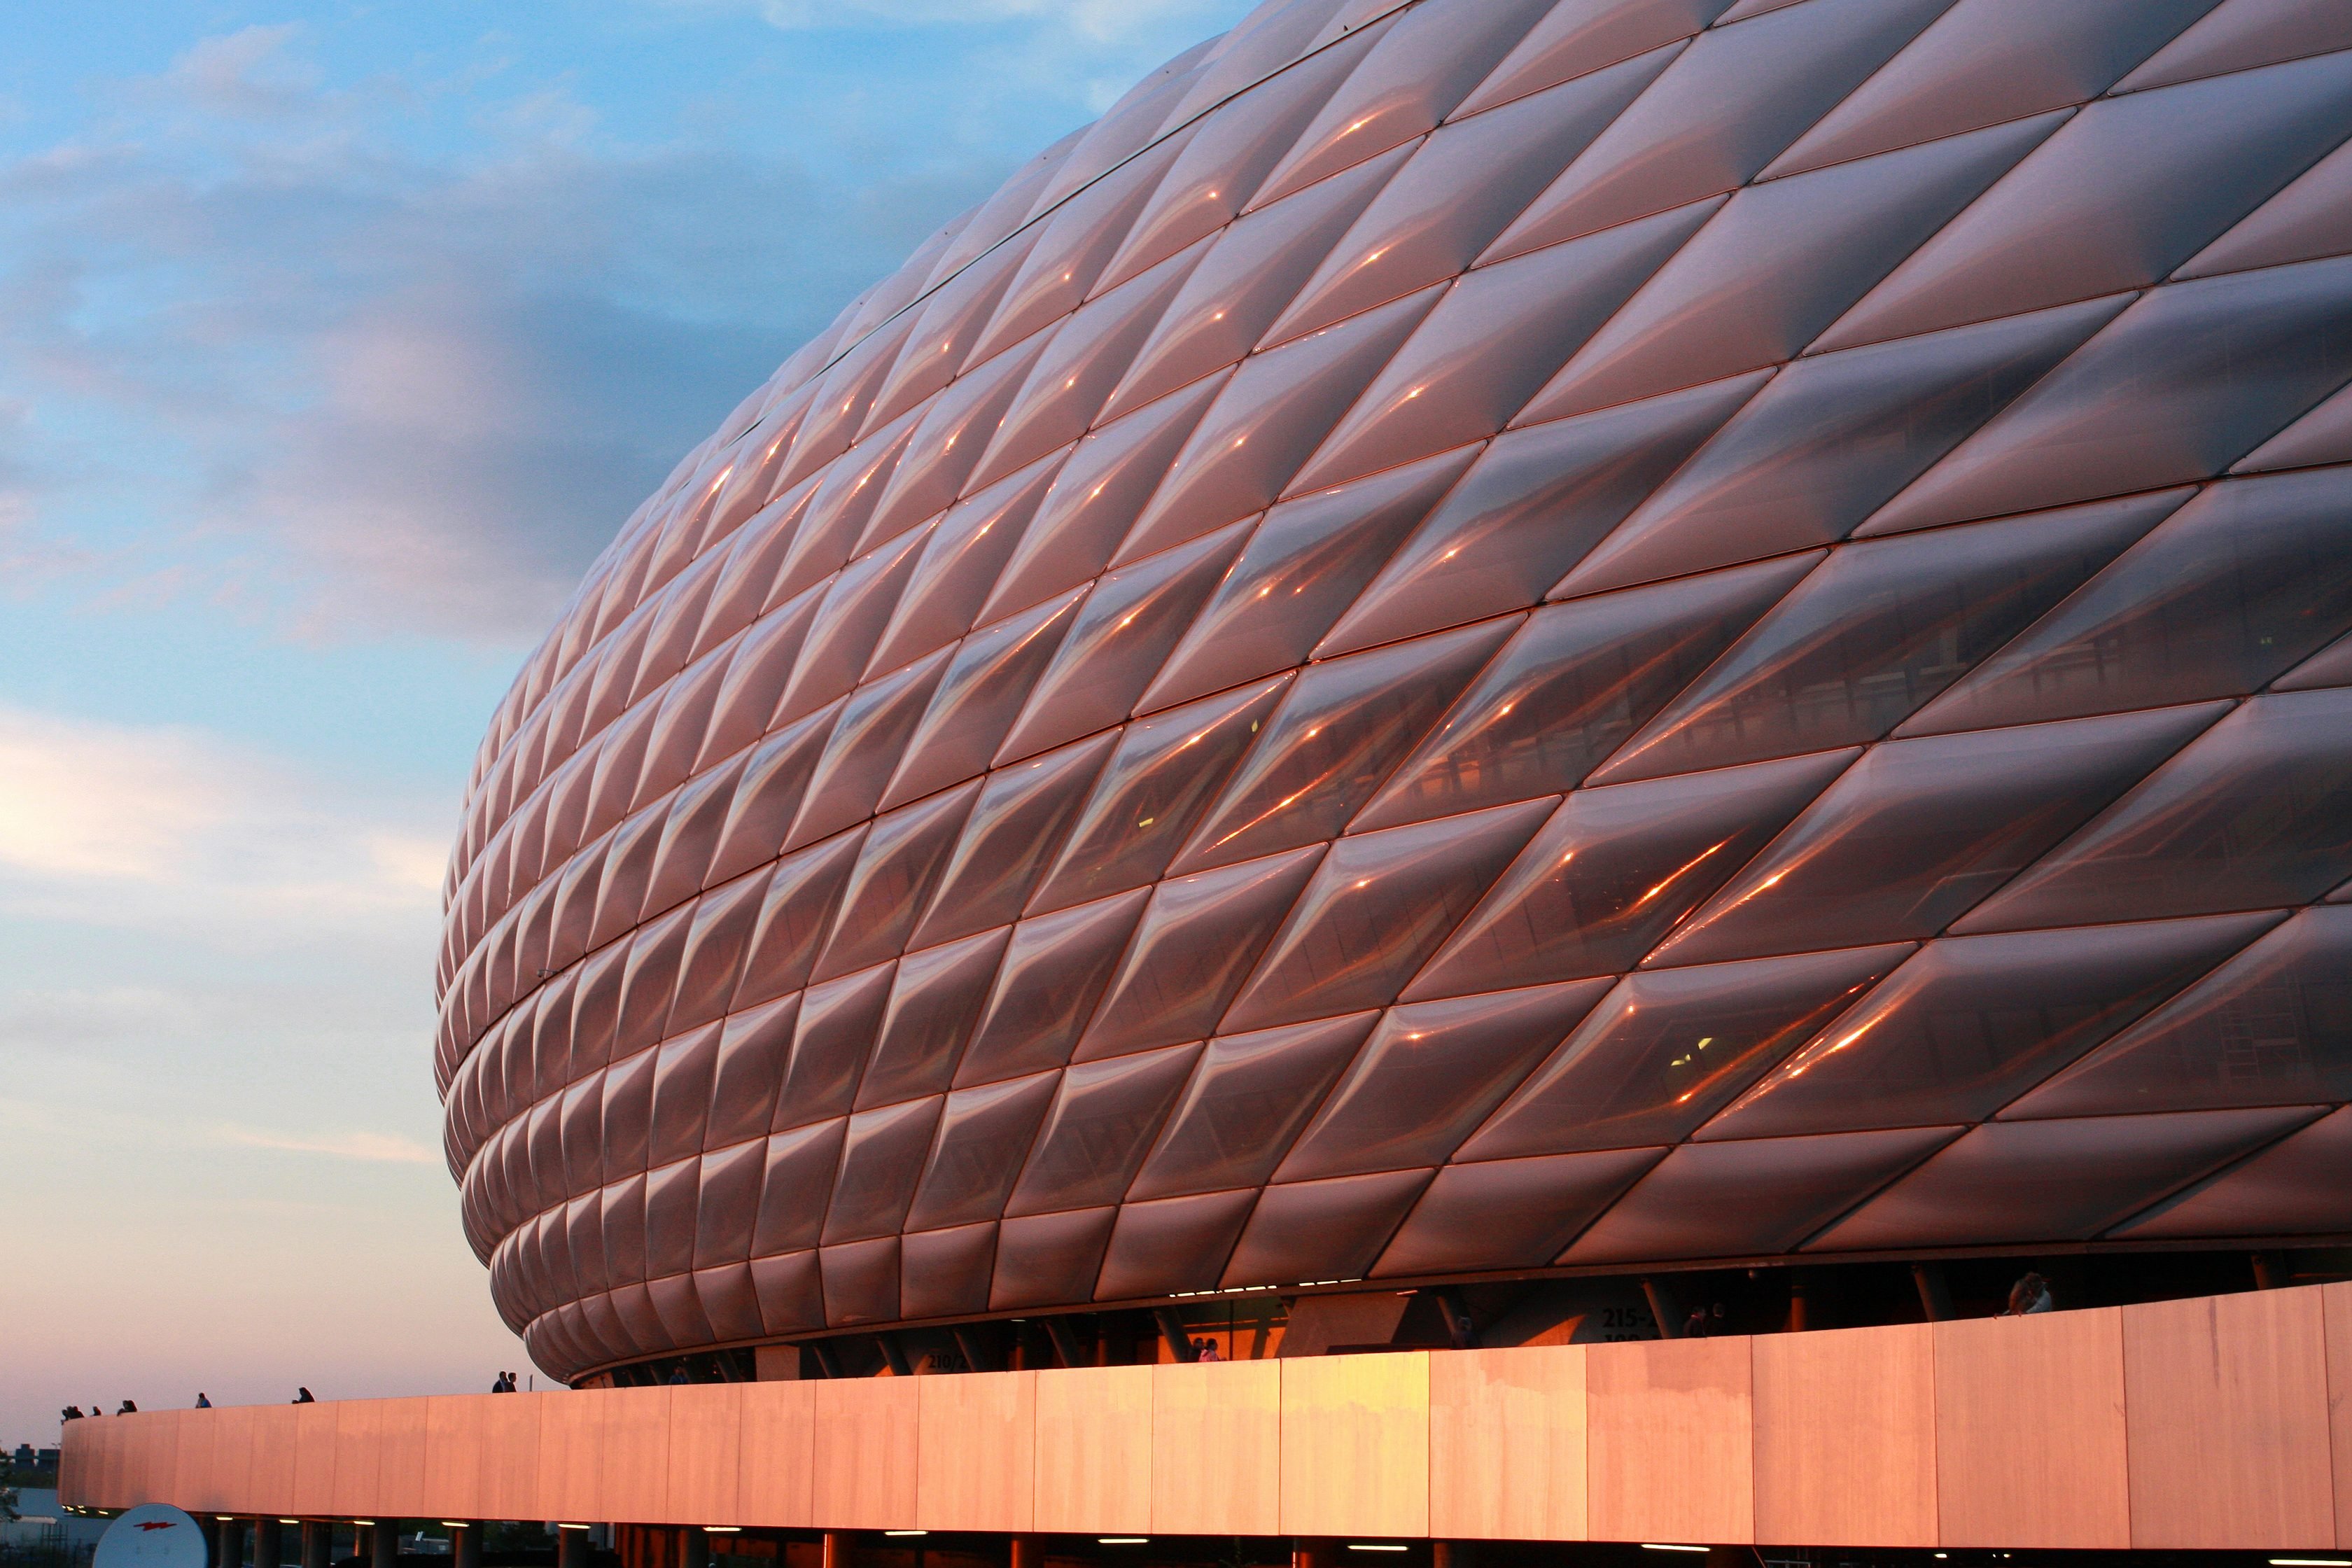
<box><xmin>60</xmin><ymin>1283</ymin><xmax>2352</xmax><ymax>1550</ymax></box>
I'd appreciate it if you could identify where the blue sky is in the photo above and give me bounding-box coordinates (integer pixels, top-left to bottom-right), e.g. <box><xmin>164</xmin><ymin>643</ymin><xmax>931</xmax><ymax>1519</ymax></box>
<box><xmin>0</xmin><ymin>0</ymin><xmax>1254</xmax><ymax>1443</ymax></box>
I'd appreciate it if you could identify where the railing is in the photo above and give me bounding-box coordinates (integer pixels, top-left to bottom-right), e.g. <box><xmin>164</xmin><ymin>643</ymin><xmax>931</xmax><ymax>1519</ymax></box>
<box><xmin>60</xmin><ymin>1284</ymin><xmax>2352</xmax><ymax>1550</ymax></box>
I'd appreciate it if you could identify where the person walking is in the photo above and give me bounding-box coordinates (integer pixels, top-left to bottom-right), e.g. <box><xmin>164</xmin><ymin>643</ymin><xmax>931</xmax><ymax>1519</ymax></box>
<box><xmin>195</xmin><ymin>1394</ymin><xmax>211</xmax><ymax>1408</ymax></box>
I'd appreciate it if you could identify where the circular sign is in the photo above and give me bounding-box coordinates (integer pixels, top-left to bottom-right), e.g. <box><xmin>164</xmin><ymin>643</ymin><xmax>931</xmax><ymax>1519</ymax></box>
<box><xmin>95</xmin><ymin>1505</ymin><xmax>208</xmax><ymax>1568</ymax></box>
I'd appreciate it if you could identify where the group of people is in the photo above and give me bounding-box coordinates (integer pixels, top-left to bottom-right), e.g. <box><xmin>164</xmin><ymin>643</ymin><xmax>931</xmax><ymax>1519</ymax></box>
<box><xmin>55</xmin><ymin>1401</ymin><xmax>136</xmax><ymax>1421</ymax></box>
<box><xmin>489</xmin><ymin>1371</ymin><xmax>522</xmax><ymax>1392</ymax></box>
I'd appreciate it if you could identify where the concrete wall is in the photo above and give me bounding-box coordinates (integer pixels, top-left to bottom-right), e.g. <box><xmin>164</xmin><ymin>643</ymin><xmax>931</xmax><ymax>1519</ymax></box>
<box><xmin>59</xmin><ymin>1283</ymin><xmax>2352</xmax><ymax>1550</ymax></box>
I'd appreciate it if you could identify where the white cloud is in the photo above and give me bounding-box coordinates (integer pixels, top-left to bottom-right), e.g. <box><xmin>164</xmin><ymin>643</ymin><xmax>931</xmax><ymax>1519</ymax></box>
<box><xmin>0</xmin><ymin>703</ymin><xmax>444</xmax><ymax>938</ymax></box>
<box><xmin>217</xmin><ymin>1125</ymin><xmax>440</xmax><ymax>1163</ymax></box>
<box><xmin>755</xmin><ymin>0</ymin><xmax>1229</xmax><ymax>41</ymax></box>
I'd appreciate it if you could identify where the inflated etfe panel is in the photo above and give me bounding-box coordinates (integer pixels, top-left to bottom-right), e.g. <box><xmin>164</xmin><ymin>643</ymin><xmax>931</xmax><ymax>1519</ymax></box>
<box><xmin>437</xmin><ymin>0</ymin><xmax>2352</xmax><ymax>1380</ymax></box>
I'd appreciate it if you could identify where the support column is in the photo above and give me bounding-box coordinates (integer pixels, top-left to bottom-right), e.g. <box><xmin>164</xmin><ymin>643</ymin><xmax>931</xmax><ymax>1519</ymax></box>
<box><xmin>1642</xmin><ymin>1280</ymin><xmax>1680</xmax><ymax>1340</ymax></box>
<box><xmin>1912</xmin><ymin>1262</ymin><xmax>1954</xmax><ymax>1321</ymax></box>
<box><xmin>1432</xmin><ymin>1545</ymin><xmax>1477</xmax><ymax>1568</ymax></box>
<box><xmin>682</xmin><ymin>1530</ymin><xmax>710</xmax><ymax>1568</ymax></box>
<box><xmin>453</xmin><ymin>1523</ymin><xmax>482</xmax><ymax>1568</ymax></box>
<box><xmin>821</xmin><ymin>1532</ymin><xmax>852</xmax><ymax>1568</ymax></box>
<box><xmin>253</xmin><ymin>1517</ymin><xmax>283</xmax><ymax>1568</ymax></box>
<box><xmin>216</xmin><ymin>1516</ymin><xmax>246</xmax><ymax>1568</ymax></box>
<box><xmin>372</xmin><ymin>1523</ymin><xmax>399</xmax><ymax>1568</ymax></box>
<box><xmin>1292</xmin><ymin>1540</ymin><xmax>1334</xmax><ymax>1568</ymax></box>
<box><xmin>1152</xmin><ymin>1308</ymin><xmax>1197</xmax><ymax>1363</ymax></box>
<box><xmin>1009</xmin><ymin>1538</ymin><xmax>1042</xmax><ymax>1568</ymax></box>
<box><xmin>301</xmin><ymin>1522</ymin><xmax>332</xmax><ymax>1568</ymax></box>
<box><xmin>557</xmin><ymin>1527</ymin><xmax>592</xmax><ymax>1568</ymax></box>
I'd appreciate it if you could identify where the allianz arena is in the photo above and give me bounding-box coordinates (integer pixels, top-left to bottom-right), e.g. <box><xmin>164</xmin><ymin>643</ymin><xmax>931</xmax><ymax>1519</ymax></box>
<box><xmin>435</xmin><ymin>0</ymin><xmax>2352</xmax><ymax>1385</ymax></box>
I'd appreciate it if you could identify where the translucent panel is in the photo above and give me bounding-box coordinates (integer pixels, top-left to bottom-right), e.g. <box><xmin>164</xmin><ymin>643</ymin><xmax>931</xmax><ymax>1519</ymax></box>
<box><xmin>601</xmin><ymin>1175</ymin><xmax>651</xmax><ymax>1287</ymax></box>
<box><xmin>1555</xmin><ymin>296</ymin><xmax>2127</xmax><ymax>598</ymax></box>
<box><xmin>1905</xmin><ymin>470</ymin><xmax>2352</xmax><ymax>734</ymax></box>
<box><xmin>955</xmin><ymin>890</ymin><xmax>1150</xmax><ymax>1088</ymax></box>
<box><xmin>902</xmin><ymin>1071</ymin><xmax>1061</xmax><ymax>1232</ymax></box>
<box><xmin>1809</xmin><ymin>1106</ymin><xmax>2317</xmax><ymax>1250</ymax></box>
<box><xmin>1142</xmin><ymin>449</ymin><xmax>1480</xmax><ymax>712</ymax></box>
<box><xmin>1100</xmin><ymin>27</ymin><xmax>1379</xmax><ymax>289</ymax></box>
<box><xmin>1007</xmin><ymin>1043</ymin><xmax>1203</xmax><ymax>1214</ymax></box>
<box><xmin>2110</xmin><ymin>1104</ymin><xmax>2352</xmax><ymax>1240</ymax></box>
<box><xmin>864</xmin><ymin>455</ymin><xmax>1065</xmax><ymax>678</ymax></box>
<box><xmin>927</xmin><ymin>122</ymin><xmax>1083</xmax><ymax>284</ymax></box>
<box><xmin>785</xmin><ymin>649</ymin><xmax>951</xmax><ymax>852</ymax></box>
<box><xmin>854</xmin><ymin>927</ymin><xmax>1010</xmax><ymax>1110</ymax></box>
<box><xmin>2237</xmin><ymin>374</ymin><xmax>2352</xmax><ymax>475</ymax></box>
<box><xmin>1768</xmin><ymin>0</ymin><xmax>2217</xmax><ymax>177</ymax></box>
<box><xmin>1226</xmin><ymin>797</ymin><xmax>1555</xmax><ymax>1030</ymax></box>
<box><xmin>819</xmin><ymin>1233</ymin><xmax>902</xmax><ymax>1326</ymax></box>
<box><xmin>1464</xmin><ymin>944</ymin><xmax>1911</xmax><ymax>1164</ymax></box>
<box><xmin>820</xmin><ymin>1096</ymin><xmax>944</xmax><ymax>1245</ymax></box>
<box><xmin>639</xmin><ymin>645</ymin><xmax>734</xmax><ymax>808</ymax></box>
<box><xmin>1105</xmin><ymin>148</ymin><xmax>1407</xmax><ymax>421</ymax></box>
<box><xmin>1250</xmin><ymin>0</ymin><xmax>1558</xmax><ymax>208</ymax></box>
<box><xmin>1410</xmin><ymin>749</ymin><xmax>1852</xmax><ymax>1001</ymax></box>
<box><xmin>1094</xmin><ymin>1189</ymin><xmax>1259</xmax><ymax>1301</ymax></box>
<box><xmin>730</xmin><ymin>828</ymin><xmax>866</xmax><ymax>1013</ymax></box>
<box><xmin>1453</xmin><ymin>0</ymin><xmax>1726</xmax><ymax>118</ymax></box>
<box><xmin>1126</xmin><ymin>295</ymin><xmax>1446</xmax><ymax>568</ymax></box>
<box><xmin>696</xmin><ymin>489</ymin><xmax>822</xmax><ymax>677</ymax></box>
<box><xmin>866</xmin><ymin>230</ymin><xmax>1043</xmax><ymax>432</ymax></box>
<box><xmin>1536</xmin><ymin>115</ymin><xmax>2058</xmax><ymax>421</ymax></box>
<box><xmin>990</xmin><ymin>1206</ymin><xmax>1118</xmax><ymax>1311</ymax></box>
<box><xmin>1709</xmin><ymin>911</ymin><xmax>2278</xmax><ymax>1142</ymax></box>
<box><xmin>910</xmin><ymin>734</ymin><xmax>1117</xmax><ymax>948</ymax></box>
<box><xmin>648</xmin><ymin>1022</ymin><xmax>722</xmax><ymax>1168</ymax></box>
<box><xmin>810</xmin><ymin>781</ymin><xmax>980</xmax><ymax>981</ymax></box>
<box><xmin>1128</xmin><ymin>1014</ymin><xmax>1376</xmax><ymax>1199</ymax></box>
<box><xmin>1486</xmin><ymin>0</ymin><xmax>1949</xmax><ymax>260</ymax></box>
<box><xmin>971</xmin><ymin>246</ymin><xmax>1203</xmax><ymax>490</ymax></box>
<box><xmin>1037</xmin><ymin>46</ymin><xmax>1210</xmax><ymax>212</ymax></box>
<box><xmin>2185</xmin><ymin>135</ymin><xmax>2352</xmax><ymax>280</ymax></box>
<box><xmin>692</xmin><ymin>1140</ymin><xmax>764</xmax><ymax>1268</ymax></box>
<box><xmin>1269</xmin><ymin>51</ymin><xmax>1676</xmax><ymax>344</ymax></box>
<box><xmin>776</xmin><ymin>962</ymin><xmax>893</xmax><ymax>1132</ymax></box>
<box><xmin>693</xmin><ymin>1259</ymin><xmax>764</xmax><ymax>1340</ymax></box>
<box><xmin>778</xmin><ymin>316</ymin><xmax>918</xmax><ymax>496</ymax></box>
<box><xmin>880</xmin><ymin>590</ymin><xmax>1086</xmax><ymax>812</ymax></box>
<box><xmin>774</xmin><ymin>527</ymin><xmax>933</xmax><ymax>732</ymax></box>
<box><xmin>1027</xmin><ymin>684</ymin><xmax>1292</xmax><ymax>920</ymax></box>
<box><xmin>968</xmin><ymin>132</ymin><xmax>1196</xmax><ymax>367</ymax></box>
<box><xmin>1595</xmin><ymin>497</ymin><xmax>2171</xmax><ymax>784</ymax></box>
<box><xmin>858</xmin><ymin>339</ymin><xmax>1047</xmax><ymax>552</ymax></box>
<box><xmin>1175</xmin><ymin>620</ymin><xmax>1516</xmax><ymax>872</ymax></box>
<box><xmin>1078</xmin><ymin>845</ymin><xmax>1326</xmax><ymax>1060</ymax></box>
<box><xmin>1560</xmin><ymin>1125</ymin><xmax>1959</xmax><ymax>1264</ymax></box>
<box><xmin>1860</xmin><ymin>258</ymin><xmax>2352</xmax><ymax>537</ymax></box>
<box><xmin>1823</xmin><ymin>52</ymin><xmax>2352</xmax><ymax>351</ymax></box>
<box><xmin>640</xmin><ymin>753</ymin><xmax>745</xmax><ymax>922</ymax></box>
<box><xmin>1279</xmin><ymin>977</ymin><xmax>1614</xmax><ymax>1182</ymax></box>
<box><xmin>1359</xmin><ymin>555</ymin><xmax>1813</xmax><ymax>832</ymax></box>
<box><xmin>1653</xmin><ymin>706</ymin><xmax>2223</xmax><ymax>967</ymax></box>
<box><xmin>1372</xmin><ymin>1147</ymin><xmax>1663</xmax><ymax>1275</ymax></box>
<box><xmin>979</xmin><ymin>376</ymin><xmax>1226</xmax><ymax>624</ymax></box>
<box><xmin>1959</xmin><ymin>690</ymin><xmax>2352</xmax><ymax>930</ymax></box>
<box><xmin>898</xmin><ymin>1221</ymin><xmax>998</xmax><ymax>1322</ymax></box>
<box><xmin>1296</xmin><ymin>202</ymin><xmax>1723</xmax><ymax>494</ymax></box>
<box><xmin>2123</xmin><ymin>0</ymin><xmax>2352</xmax><ymax>90</ymax></box>
<box><xmin>993</xmin><ymin>522</ymin><xmax>1250</xmax><ymax>766</ymax></box>
<box><xmin>706</xmin><ymin>993</ymin><xmax>798</xmax><ymax>1151</ymax></box>
<box><xmin>1321</xmin><ymin>373</ymin><xmax>1762</xmax><ymax>656</ymax></box>
<box><xmin>750</xmin><ymin>1247</ymin><xmax>826</xmax><ymax>1334</ymax></box>
<box><xmin>615</xmin><ymin>904</ymin><xmax>692</xmax><ymax>1060</ymax></box>
<box><xmin>770</xmin><ymin>413</ymin><xmax>920</xmax><ymax>614</ymax></box>
<box><xmin>1221</xmin><ymin>1168</ymin><xmax>1431</xmax><ymax>1287</ymax></box>
<box><xmin>698</xmin><ymin>586</ymin><xmax>826</xmax><ymax>778</ymax></box>
<box><xmin>570</xmin><ymin>940</ymin><xmax>631</xmax><ymax>1076</ymax></box>
<box><xmin>2280</xmin><ymin>628</ymin><xmax>2352</xmax><ymax>694</ymax></box>
<box><xmin>2006</xmin><ymin>906</ymin><xmax>2352</xmax><ymax>1118</ymax></box>
<box><xmin>750</xmin><ymin>1119</ymin><xmax>846</xmax><ymax>1257</ymax></box>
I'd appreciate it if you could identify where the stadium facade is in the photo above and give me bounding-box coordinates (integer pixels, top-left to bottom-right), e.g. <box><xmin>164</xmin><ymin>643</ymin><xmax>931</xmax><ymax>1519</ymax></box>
<box><xmin>65</xmin><ymin>0</ymin><xmax>2352</xmax><ymax>1558</ymax></box>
